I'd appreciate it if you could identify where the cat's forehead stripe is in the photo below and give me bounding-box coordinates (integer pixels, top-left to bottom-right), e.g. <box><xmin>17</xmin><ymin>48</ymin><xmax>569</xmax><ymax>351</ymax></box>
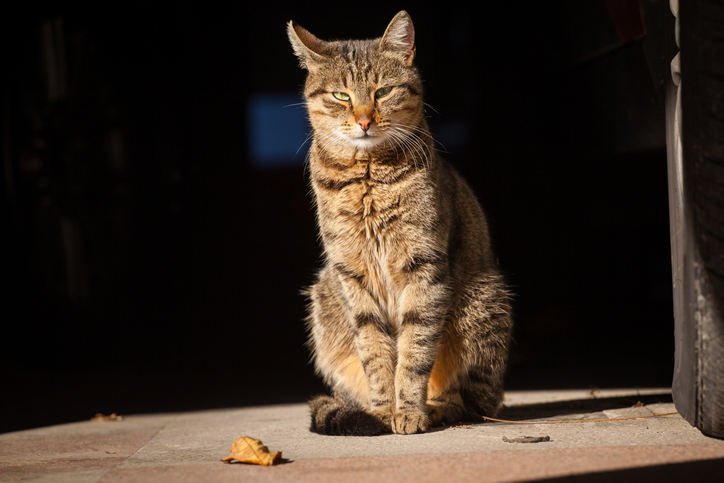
<box><xmin>328</xmin><ymin>41</ymin><xmax>378</xmax><ymax>85</ymax></box>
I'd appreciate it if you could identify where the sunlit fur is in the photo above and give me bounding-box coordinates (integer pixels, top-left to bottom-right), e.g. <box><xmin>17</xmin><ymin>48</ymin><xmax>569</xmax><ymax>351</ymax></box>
<box><xmin>289</xmin><ymin>11</ymin><xmax>513</xmax><ymax>436</ymax></box>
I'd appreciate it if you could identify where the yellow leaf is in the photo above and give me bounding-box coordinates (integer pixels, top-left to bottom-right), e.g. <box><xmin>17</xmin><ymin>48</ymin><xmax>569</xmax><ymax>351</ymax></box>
<box><xmin>220</xmin><ymin>436</ymin><xmax>281</xmax><ymax>466</ymax></box>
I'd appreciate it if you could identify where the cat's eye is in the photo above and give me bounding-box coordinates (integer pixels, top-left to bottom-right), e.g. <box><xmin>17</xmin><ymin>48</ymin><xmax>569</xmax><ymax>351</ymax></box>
<box><xmin>375</xmin><ymin>86</ymin><xmax>393</xmax><ymax>99</ymax></box>
<box><xmin>333</xmin><ymin>92</ymin><xmax>351</xmax><ymax>101</ymax></box>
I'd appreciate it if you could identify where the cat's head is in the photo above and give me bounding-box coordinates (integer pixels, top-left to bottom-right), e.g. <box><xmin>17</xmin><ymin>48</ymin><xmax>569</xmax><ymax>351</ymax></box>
<box><xmin>288</xmin><ymin>11</ymin><xmax>425</xmax><ymax>154</ymax></box>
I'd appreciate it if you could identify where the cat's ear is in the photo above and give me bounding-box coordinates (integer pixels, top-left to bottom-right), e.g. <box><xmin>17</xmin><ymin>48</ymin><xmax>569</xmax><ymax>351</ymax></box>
<box><xmin>380</xmin><ymin>11</ymin><xmax>416</xmax><ymax>66</ymax></box>
<box><xmin>287</xmin><ymin>21</ymin><xmax>328</xmax><ymax>72</ymax></box>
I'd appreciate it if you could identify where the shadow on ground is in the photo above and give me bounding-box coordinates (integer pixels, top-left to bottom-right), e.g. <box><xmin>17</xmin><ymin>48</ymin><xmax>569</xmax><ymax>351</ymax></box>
<box><xmin>498</xmin><ymin>392</ymin><xmax>674</xmax><ymax>421</ymax></box>
<box><xmin>540</xmin><ymin>457</ymin><xmax>724</xmax><ymax>483</ymax></box>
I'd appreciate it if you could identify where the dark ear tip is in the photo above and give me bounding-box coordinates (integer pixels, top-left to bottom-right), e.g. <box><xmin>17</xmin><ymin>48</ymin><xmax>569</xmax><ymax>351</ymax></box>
<box><xmin>287</xmin><ymin>20</ymin><xmax>306</xmax><ymax>38</ymax></box>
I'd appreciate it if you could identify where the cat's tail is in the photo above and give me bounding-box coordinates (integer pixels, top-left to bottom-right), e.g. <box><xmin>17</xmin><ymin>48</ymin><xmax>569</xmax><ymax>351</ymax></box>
<box><xmin>309</xmin><ymin>395</ymin><xmax>386</xmax><ymax>436</ymax></box>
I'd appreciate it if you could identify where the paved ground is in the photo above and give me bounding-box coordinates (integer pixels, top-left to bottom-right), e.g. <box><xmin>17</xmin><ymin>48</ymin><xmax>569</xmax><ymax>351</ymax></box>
<box><xmin>2</xmin><ymin>388</ymin><xmax>723</xmax><ymax>482</ymax></box>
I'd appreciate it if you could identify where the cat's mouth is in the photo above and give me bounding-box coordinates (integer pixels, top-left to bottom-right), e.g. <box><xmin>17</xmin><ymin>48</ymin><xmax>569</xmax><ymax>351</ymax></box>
<box><xmin>349</xmin><ymin>132</ymin><xmax>385</xmax><ymax>150</ymax></box>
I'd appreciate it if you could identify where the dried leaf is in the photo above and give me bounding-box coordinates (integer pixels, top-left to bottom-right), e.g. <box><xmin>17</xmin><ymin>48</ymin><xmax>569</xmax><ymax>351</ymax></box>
<box><xmin>221</xmin><ymin>436</ymin><xmax>281</xmax><ymax>466</ymax></box>
<box><xmin>632</xmin><ymin>401</ymin><xmax>645</xmax><ymax>408</ymax></box>
<box><xmin>91</xmin><ymin>413</ymin><xmax>123</xmax><ymax>422</ymax></box>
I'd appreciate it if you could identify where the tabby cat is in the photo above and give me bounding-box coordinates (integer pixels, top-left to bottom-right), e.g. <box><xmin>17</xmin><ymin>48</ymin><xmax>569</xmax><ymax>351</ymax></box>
<box><xmin>288</xmin><ymin>11</ymin><xmax>513</xmax><ymax>436</ymax></box>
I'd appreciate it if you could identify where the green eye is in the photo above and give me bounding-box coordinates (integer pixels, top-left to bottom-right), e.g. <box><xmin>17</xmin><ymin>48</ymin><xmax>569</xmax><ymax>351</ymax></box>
<box><xmin>333</xmin><ymin>92</ymin><xmax>350</xmax><ymax>101</ymax></box>
<box><xmin>375</xmin><ymin>86</ymin><xmax>393</xmax><ymax>99</ymax></box>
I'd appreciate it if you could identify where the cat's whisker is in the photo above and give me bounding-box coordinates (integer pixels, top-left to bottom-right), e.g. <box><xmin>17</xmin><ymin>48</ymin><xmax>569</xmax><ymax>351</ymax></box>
<box><xmin>386</xmin><ymin>129</ymin><xmax>421</xmax><ymax>171</ymax></box>
<box><xmin>423</xmin><ymin>102</ymin><xmax>441</xmax><ymax>116</ymax></box>
<box><xmin>283</xmin><ymin>101</ymin><xmax>309</xmax><ymax>109</ymax></box>
<box><xmin>295</xmin><ymin>131</ymin><xmax>316</xmax><ymax>162</ymax></box>
<box><xmin>388</xmin><ymin>126</ymin><xmax>432</xmax><ymax>170</ymax></box>
<box><xmin>393</xmin><ymin>120</ymin><xmax>447</xmax><ymax>155</ymax></box>
<box><xmin>386</xmin><ymin>132</ymin><xmax>406</xmax><ymax>166</ymax></box>
<box><xmin>315</xmin><ymin>130</ymin><xmax>349</xmax><ymax>165</ymax></box>
<box><xmin>407</xmin><ymin>131</ymin><xmax>435</xmax><ymax>168</ymax></box>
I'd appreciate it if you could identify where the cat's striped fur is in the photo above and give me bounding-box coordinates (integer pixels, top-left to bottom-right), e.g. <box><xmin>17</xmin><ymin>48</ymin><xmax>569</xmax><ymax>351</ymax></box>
<box><xmin>288</xmin><ymin>11</ymin><xmax>512</xmax><ymax>435</ymax></box>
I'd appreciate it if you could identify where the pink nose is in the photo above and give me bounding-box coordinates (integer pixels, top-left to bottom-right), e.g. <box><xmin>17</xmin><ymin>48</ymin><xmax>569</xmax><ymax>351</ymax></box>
<box><xmin>357</xmin><ymin>115</ymin><xmax>371</xmax><ymax>131</ymax></box>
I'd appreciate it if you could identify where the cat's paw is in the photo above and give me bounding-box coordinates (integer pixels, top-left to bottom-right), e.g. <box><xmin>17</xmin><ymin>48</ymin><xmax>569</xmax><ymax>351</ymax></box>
<box><xmin>369</xmin><ymin>410</ymin><xmax>393</xmax><ymax>432</ymax></box>
<box><xmin>392</xmin><ymin>411</ymin><xmax>429</xmax><ymax>434</ymax></box>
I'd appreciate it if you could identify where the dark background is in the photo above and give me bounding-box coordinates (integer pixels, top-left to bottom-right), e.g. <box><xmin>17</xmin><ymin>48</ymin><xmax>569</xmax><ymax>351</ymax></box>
<box><xmin>1</xmin><ymin>1</ymin><xmax>676</xmax><ymax>433</ymax></box>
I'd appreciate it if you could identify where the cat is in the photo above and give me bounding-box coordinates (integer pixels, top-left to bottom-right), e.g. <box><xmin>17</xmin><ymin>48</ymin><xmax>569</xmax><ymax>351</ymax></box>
<box><xmin>288</xmin><ymin>10</ymin><xmax>513</xmax><ymax>436</ymax></box>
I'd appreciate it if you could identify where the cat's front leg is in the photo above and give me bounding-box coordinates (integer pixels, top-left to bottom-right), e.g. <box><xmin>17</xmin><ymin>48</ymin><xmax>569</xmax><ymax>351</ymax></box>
<box><xmin>336</xmin><ymin>271</ymin><xmax>397</xmax><ymax>431</ymax></box>
<box><xmin>351</xmin><ymin>311</ymin><xmax>396</xmax><ymax>430</ymax></box>
<box><xmin>393</xmin><ymin>279</ymin><xmax>448</xmax><ymax>434</ymax></box>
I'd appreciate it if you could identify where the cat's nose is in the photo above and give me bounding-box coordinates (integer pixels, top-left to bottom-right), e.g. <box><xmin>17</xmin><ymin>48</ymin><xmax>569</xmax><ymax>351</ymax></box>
<box><xmin>357</xmin><ymin>114</ymin><xmax>372</xmax><ymax>131</ymax></box>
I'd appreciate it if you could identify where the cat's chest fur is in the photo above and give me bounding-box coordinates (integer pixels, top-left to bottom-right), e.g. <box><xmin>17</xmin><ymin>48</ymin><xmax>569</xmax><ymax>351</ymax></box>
<box><xmin>311</xmin><ymin>153</ymin><xmax>436</xmax><ymax>313</ymax></box>
<box><xmin>327</xmin><ymin>159</ymin><xmax>407</xmax><ymax>220</ymax></box>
